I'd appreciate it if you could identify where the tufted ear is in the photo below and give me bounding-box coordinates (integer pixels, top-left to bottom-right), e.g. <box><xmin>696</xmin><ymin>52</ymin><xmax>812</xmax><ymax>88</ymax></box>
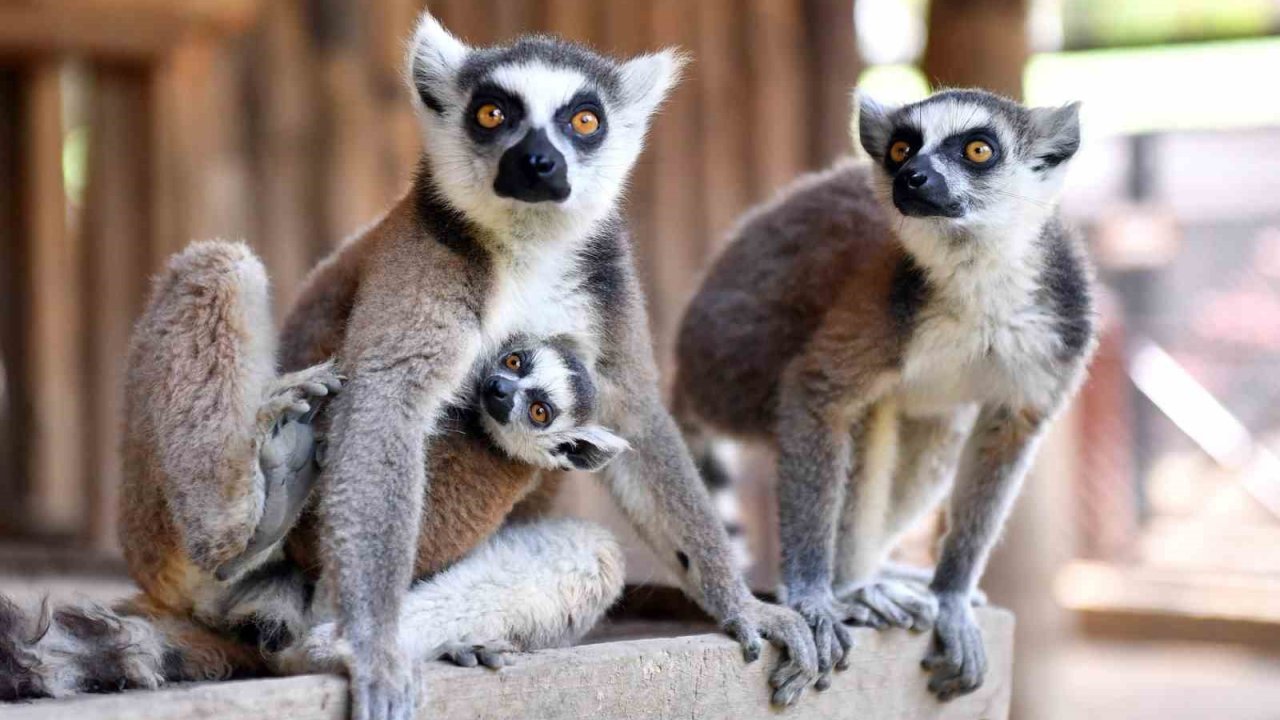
<box><xmin>1027</xmin><ymin>102</ymin><xmax>1082</xmax><ymax>171</ymax></box>
<box><xmin>618</xmin><ymin>49</ymin><xmax>689</xmax><ymax>121</ymax></box>
<box><xmin>406</xmin><ymin>11</ymin><xmax>470</xmax><ymax>114</ymax></box>
<box><xmin>550</xmin><ymin>426</ymin><xmax>631</xmax><ymax>472</ymax></box>
<box><xmin>854</xmin><ymin>90</ymin><xmax>897</xmax><ymax>162</ymax></box>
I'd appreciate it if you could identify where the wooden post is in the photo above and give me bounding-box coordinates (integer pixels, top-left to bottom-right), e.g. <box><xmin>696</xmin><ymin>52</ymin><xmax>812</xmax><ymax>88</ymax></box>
<box><xmin>922</xmin><ymin>0</ymin><xmax>1029</xmax><ymax>98</ymax></box>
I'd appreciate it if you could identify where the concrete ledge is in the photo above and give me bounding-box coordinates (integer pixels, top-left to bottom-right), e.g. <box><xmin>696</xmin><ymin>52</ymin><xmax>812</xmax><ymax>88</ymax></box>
<box><xmin>6</xmin><ymin>608</ymin><xmax>1013</xmax><ymax>720</ymax></box>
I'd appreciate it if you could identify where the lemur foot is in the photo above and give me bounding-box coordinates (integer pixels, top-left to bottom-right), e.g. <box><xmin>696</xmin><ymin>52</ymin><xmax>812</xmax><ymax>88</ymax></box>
<box><xmin>722</xmin><ymin>598</ymin><xmax>819</xmax><ymax>706</ymax></box>
<box><xmin>922</xmin><ymin>593</ymin><xmax>986</xmax><ymax>701</ymax></box>
<box><xmin>216</xmin><ymin>363</ymin><xmax>343</xmax><ymax>582</ymax></box>
<box><xmin>877</xmin><ymin>562</ymin><xmax>988</xmax><ymax>607</ymax></box>
<box><xmin>837</xmin><ymin>579</ymin><xmax>939</xmax><ymax>631</ymax></box>
<box><xmin>779</xmin><ymin>593</ymin><xmax>852</xmax><ymax>695</ymax></box>
<box><xmin>436</xmin><ymin>640</ymin><xmax>518</xmax><ymax>670</ymax></box>
<box><xmin>349</xmin><ymin>646</ymin><xmax>417</xmax><ymax>720</ymax></box>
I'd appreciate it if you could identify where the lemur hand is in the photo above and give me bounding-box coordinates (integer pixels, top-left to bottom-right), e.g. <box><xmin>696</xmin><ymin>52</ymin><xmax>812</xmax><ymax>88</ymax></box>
<box><xmin>787</xmin><ymin>591</ymin><xmax>854</xmax><ymax>692</ymax></box>
<box><xmin>722</xmin><ymin>597</ymin><xmax>819</xmax><ymax>706</ymax></box>
<box><xmin>348</xmin><ymin>643</ymin><xmax>417</xmax><ymax>720</ymax></box>
<box><xmin>838</xmin><ymin>579</ymin><xmax>939</xmax><ymax>632</ymax></box>
<box><xmin>922</xmin><ymin>592</ymin><xmax>986</xmax><ymax>701</ymax></box>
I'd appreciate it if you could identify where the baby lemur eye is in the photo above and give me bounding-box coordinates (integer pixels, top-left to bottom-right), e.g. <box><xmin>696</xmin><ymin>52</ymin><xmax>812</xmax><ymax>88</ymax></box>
<box><xmin>965</xmin><ymin>140</ymin><xmax>994</xmax><ymax>164</ymax></box>
<box><xmin>503</xmin><ymin>353</ymin><xmax>522</xmax><ymax>372</ymax></box>
<box><xmin>888</xmin><ymin>140</ymin><xmax>912</xmax><ymax>164</ymax></box>
<box><xmin>571</xmin><ymin>110</ymin><xmax>600</xmax><ymax>136</ymax></box>
<box><xmin>476</xmin><ymin>103</ymin><xmax>505</xmax><ymax>130</ymax></box>
<box><xmin>529</xmin><ymin>401</ymin><xmax>551</xmax><ymax>426</ymax></box>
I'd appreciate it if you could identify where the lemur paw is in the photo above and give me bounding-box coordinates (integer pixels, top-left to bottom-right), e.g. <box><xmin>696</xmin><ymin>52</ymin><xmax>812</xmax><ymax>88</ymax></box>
<box><xmin>722</xmin><ymin>597</ymin><xmax>818</xmax><ymax>706</ymax></box>
<box><xmin>436</xmin><ymin>640</ymin><xmax>518</xmax><ymax>670</ymax></box>
<box><xmin>258</xmin><ymin>361</ymin><xmax>344</xmax><ymax>429</ymax></box>
<box><xmin>348</xmin><ymin>647</ymin><xmax>418</xmax><ymax>720</ymax></box>
<box><xmin>922</xmin><ymin>594</ymin><xmax>986</xmax><ymax>701</ymax></box>
<box><xmin>785</xmin><ymin>592</ymin><xmax>854</xmax><ymax>692</ymax></box>
<box><xmin>836</xmin><ymin>579</ymin><xmax>938</xmax><ymax>632</ymax></box>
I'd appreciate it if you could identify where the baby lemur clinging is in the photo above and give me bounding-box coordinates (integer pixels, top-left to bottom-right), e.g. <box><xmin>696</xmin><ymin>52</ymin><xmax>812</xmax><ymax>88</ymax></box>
<box><xmin>0</xmin><ymin>241</ymin><xmax>628</xmax><ymax>698</ymax></box>
<box><xmin>675</xmin><ymin>89</ymin><xmax>1096</xmax><ymax>698</ymax></box>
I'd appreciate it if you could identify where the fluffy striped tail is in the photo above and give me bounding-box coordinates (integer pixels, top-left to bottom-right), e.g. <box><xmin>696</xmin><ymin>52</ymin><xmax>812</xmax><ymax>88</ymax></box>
<box><xmin>696</xmin><ymin>443</ymin><xmax>753</xmax><ymax>571</ymax></box>
<box><xmin>0</xmin><ymin>594</ymin><xmax>265</xmax><ymax>701</ymax></box>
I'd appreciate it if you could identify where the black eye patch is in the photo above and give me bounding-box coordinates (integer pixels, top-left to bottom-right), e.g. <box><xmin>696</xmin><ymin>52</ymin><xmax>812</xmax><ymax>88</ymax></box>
<box><xmin>936</xmin><ymin>128</ymin><xmax>1003</xmax><ymax>172</ymax></box>
<box><xmin>554</xmin><ymin>90</ymin><xmax>608</xmax><ymax>154</ymax></box>
<box><xmin>463</xmin><ymin>83</ymin><xmax>527</xmax><ymax>145</ymax></box>
<box><xmin>884</xmin><ymin>126</ymin><xmax>923</xmax><ymax>171</ymax></box>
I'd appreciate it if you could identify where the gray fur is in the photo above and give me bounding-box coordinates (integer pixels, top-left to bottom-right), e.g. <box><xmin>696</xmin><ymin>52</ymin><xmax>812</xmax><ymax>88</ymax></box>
<box><xmin>676</xmin><ymin>88</ymin><xmax>1097</xmax><ymax>699</ymax></box>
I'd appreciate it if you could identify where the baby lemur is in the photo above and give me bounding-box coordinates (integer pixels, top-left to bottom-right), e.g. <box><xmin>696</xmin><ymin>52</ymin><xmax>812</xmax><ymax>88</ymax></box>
<box><xmin>0</xmin><ymin>242</ymin><xmax>627</xmax><ymax>698</ymax></box>
<box><xmin>675</xmin><ymin>89</ymin><xmax>1096</xmax><ymax>698</ymax></box>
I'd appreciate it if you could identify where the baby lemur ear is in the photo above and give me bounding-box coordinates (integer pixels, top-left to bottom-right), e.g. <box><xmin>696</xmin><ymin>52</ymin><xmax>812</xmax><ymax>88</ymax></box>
<box><xmin>854</xmin><ymin>89</ymin><xmax>897</xmax><ymax>163</ymax></box>
<box><xmin>551</xmin><ymin>426</ymin><xmax>631</xmax><ymax>472</ymax></box>
<box><xmin>406</xmin><ymin>11</ymin><xmax>470</xmax><ymax>114</ymax></box>
<box><xmin>1027</xmin><ymin>102</ymin><xmax>1082</xmax><ymax>170</ymax></box>
<box><xmin>618</xmin><ymin>49</ymin><xmax>689</xmax><ymax>122</ymax></box>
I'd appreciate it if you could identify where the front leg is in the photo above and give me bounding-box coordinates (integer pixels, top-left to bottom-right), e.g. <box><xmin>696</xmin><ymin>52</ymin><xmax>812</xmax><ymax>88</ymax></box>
<box><xmin>925</xmin><ymin>405</ymin><xmax>1046</xmax><ymax>700</ymax></box>
<box><xmin>773</xmin><ymin>383</ymin><xmax>858</xmax><ymax>688</ymax></box>
<box><xmin>601</xmin><ymin>398</ymin><xmax>818</xmax><ymax>706</ymax></box>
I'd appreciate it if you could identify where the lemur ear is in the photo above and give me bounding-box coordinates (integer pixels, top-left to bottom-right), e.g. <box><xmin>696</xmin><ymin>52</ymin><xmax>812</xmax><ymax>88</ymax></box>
<box><xmin>854</xmin><ymin>90</ymin><xmax>896</xmax><ymax>162</ymax></box>
<box><xmin>406</xmin><ymin>11</ymin><xmax>470</xmax><ymax>114</ymax></box>
<box><xmin>618</xmin><ymin>49</ymin><xmax>688</xmax><ymax>121</ymax></box>
<box><xmin>551</xmin><ymin>426</ymin><xmax>631</xmax><ymax>472</ymax></box>
<box><xmin>1027</xmin><ymin>102</ymin><xmax>1082</xmax><ymax>170</ymax></box>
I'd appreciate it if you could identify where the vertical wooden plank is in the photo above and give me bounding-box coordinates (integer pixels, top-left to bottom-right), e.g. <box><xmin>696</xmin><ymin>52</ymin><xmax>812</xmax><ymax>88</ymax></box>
<box><xmin>22</xmin><ymin>60</ymin><xmax>86</xmax><ymax>536</ymax></box>
<box><xmin>922</xmin><ymin>0</ymin><xmax>1029</xmax><ymax>99</ymax></box>
<box><xmin>0</xmin><ymin>66</ymin><xmax>30</xmax><ymax>539</ymax></box>
<box><xmin>542</xmin><ymin>0</ymin><xmax>597</xmax><ymax>41</ymax></box>
<box><xmin>694</xmin><ymin>0</ymin><xmax>751</xmax><ymax>250</ymax></box>
<box><xmin>803</xmin><ymin>0</ymin><xmax>860</xmax><ymax>168</ymax></box>
<box><xmin>245</xmin><ymin>0</ymin><xmax>325</xmax><ymax>307</ymax></box>
<box><xmin>746</xmin><ymin>0</ymin><xmax>805</xmax><ymax>202</ymax></box>
<box><xmin>82</xmin><ymin>64</ymin><xmax>154</xmax><ymax>551</ymax></box>
<box><xmin>365</xmin><ymin>0</ymin><xmax>424</xmax><ymax>201</ymax></box>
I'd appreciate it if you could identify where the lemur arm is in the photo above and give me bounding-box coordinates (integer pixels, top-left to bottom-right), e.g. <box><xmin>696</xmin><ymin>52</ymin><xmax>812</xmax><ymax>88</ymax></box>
<box><xmin>595</xmin><ymin>263</ymin><xmax>819</xmax><ymax>706</ymax></box>
<box><xmin>925</xmin><ymin>403</ymin><xmax>1047</xmax><ymax>700</ymax></box>
<box><xmin>315</xmin><ymin>239</ymin><xmax>481</xmax><ymax>719</ymax></box>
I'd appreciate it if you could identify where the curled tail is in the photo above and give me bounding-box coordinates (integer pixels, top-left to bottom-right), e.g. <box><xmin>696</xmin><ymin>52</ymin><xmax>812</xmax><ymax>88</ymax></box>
<box><xmin>0</xmin><ymin>594</ymin><xmax>265</xmax><ymax>701</ymax></box>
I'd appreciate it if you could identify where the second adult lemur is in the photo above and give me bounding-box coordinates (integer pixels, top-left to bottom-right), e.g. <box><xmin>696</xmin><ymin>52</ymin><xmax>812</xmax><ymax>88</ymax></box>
<box><xmin>674</xmin><ymin>88</ymin><xmax>1096</xmax><ymax>698</ymax></box>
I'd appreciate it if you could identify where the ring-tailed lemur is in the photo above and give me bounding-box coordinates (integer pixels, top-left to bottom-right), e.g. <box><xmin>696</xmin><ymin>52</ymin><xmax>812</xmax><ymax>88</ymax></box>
<box><xmin>0</xmin><ymin>244</ymin><xmax>628</xmax><ymax>698</ymax></box>
<box><xmin>270</xmin><ymin>15</ymin><xmax>817</xmax><ymax>715</ymax></box>
<box><xmin>674</xmin><ymin>88</ymin><xmax>1096</xmax><ymax>697</ymax></box>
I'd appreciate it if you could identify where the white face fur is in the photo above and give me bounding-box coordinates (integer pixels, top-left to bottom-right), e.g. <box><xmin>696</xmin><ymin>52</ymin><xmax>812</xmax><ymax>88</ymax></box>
<box><xmin>475</xmin><ymin>340</ymin><xmax>628</xmax><ymax>472</ymax></box>
<box><xmin>407</xmin><ymin>12</ymin><xmax>684</xmax><ymax>245</ymax></box>
<box><xmin>857</xmin><ymin>90</ymin><xmax>1081</xmax><ymax>271</ymax></box>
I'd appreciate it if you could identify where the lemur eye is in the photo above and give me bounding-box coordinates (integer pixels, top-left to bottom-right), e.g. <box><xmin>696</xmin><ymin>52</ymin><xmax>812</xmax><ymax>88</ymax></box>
<box><xmin>965</xmin><ymin>140</ymin><xmax>994</xmax><ymax>163</ymax></box>
<box><xmin>571</xmin><ymin>110</ymin><xmax>600</xmax><ymax>136</ymax></box>
<box><xmin>529</xmin><ymin>402</ymin><xmax>550</xmax><ymax>425</ymax></box>
<box><xmin>476</xmin><ymin>104</ymin><xmax>505</xmax><ymax>129</ymax></box>
<box><xmin>503</xmin><ymin>353</ymin><xmax>522</xmax><ymax>372</ymax></box>
<box><xmin>888</xmin><ymin>140</ymin><xmax>912</xmax><ymax>164</ymax></box>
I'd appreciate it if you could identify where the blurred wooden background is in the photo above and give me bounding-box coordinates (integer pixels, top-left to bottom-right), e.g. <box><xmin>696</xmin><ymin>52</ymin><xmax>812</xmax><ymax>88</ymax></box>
<box><xmin>0</xmin><ymin>0</ymin><xmax>1023</xmax><ymax>559</ymax></box>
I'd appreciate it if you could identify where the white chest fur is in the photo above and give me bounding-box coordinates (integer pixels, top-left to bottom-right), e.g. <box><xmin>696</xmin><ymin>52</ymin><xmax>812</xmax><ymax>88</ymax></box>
<box><xmin>898</xmin><ymin>245</ymin><xmax>1064</xmax><ymax>416</ymax></box>
<box><xmin>480</xmin><ymin>239</ymin><xmax>598</xmax><ymax>361</ymax></box>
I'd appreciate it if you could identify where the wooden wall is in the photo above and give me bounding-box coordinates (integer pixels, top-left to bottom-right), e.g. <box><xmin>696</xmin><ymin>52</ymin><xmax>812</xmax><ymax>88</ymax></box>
<box><xmin>0</xmin><ymin>0</ymin><xmax>860</xmax><ymax>552</ymax></box>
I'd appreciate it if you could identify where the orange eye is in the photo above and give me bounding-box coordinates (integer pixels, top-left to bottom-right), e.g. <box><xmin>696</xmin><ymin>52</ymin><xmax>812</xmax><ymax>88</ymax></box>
<box><xmin>529</xmin><ymin>402</ymin><xmax>550</xmax><ymax>425</ymax></box>
<box><xmin>965</xmin><ymin>140</ymin><xmax>993</xmax><ymax>163</ymax></box>
<box><xmin>476</xmin><ymin>103</ymin><xmax>505</xmax><ymax>129</ymax></box>
<box><xmin>503</xmin><ymin>353</ymin><xmax>521</xmax><ymax>372</ymax></box>
<box><xmin>888</xmin><ymin>140</ymin><xmax>912</xmax><ymax>164</ymax></box>
<box><xmin>571</xmin><ymin>110</ymin><xmax>600</xmax><ymax>136</ymax></box>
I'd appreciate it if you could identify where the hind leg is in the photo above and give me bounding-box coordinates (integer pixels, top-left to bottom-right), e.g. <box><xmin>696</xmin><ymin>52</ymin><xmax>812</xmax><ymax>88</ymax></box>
<box><xmin>286</xmin><ymin>518</ymin><xmax>625</xmax><ymax>674</ymax></box>
<box><xmin>125</xmin><ymin>240</ymin><xmax>338</xmax><ymax>580</ymax></box>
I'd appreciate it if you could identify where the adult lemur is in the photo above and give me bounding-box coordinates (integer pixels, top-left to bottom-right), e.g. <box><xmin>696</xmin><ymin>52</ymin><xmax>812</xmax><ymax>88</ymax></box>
<box><xmin>675</xmin><ymin>89</ymin><xmax>1096</xmax><ymax>698</ymax></box>
<box><xmin>274</xmin><ymin>15</ymin><xmax>813</xmax><ymax>716</ymax></box>
<box><xmin>0</xmin><ymin>241</ymin><xmax>628</xmax><ymax>699</ymax></box>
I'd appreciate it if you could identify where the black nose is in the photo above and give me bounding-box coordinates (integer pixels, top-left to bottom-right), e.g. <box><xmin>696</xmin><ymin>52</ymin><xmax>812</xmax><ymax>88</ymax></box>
<box><xmin>892</xmin><ymin>160</ymin><xmax>964</xmax><ymax>219</ymax></box>
<box><xmin>494</xmin><ymin>129</ymin><xmax>571</xmax><ymax>203</ymax></box>
<box><xmin>525</xmin><ymin>153</ymin><xmax>557</xmax><ymax>177</ymax></box>
<box><xmin>906</xmin><ymin>170</ymin><xmax>928</xmax><ymax>189</ymax></box>
<box><xmin>481</xmin><ymin>376</ymin><xmax>516</xmax><ymax>423</ymax></box>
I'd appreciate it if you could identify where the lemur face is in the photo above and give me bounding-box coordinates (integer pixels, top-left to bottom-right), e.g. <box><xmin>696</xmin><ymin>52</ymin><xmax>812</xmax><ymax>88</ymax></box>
<box><xmin>476</xmin><ymin>338</ymin><xmax>629</xmax><ymax>472</ymax></box>
<box><xmin>857</xmin><ymin>89</ymin><xmax>1081</xmax><ymax>227</ymax></box>
<box><xmin>406</xmin><ymin>13</ymin><xmax>685</xmax><ymax>235</ymax></box>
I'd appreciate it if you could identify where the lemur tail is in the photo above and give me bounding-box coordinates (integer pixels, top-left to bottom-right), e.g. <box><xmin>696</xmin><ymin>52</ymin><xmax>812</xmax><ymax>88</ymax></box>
<box><xmin>0</xmin><ymin>594</ymin><xmax>264</xmax><ymax>701</ymax></box>
<box><xmin>675</xmin><ymin>399</ymin><xmax>753</xmax><ymax>571</ymax></box>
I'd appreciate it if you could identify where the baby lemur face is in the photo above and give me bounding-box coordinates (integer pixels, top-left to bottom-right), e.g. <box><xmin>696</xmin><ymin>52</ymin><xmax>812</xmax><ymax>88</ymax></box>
<box><xmin>857</xmin><ymin>89</ymin><xmax>1081</xmax><ymax>227</ymax></box>
<box><xmin>477</xmin><ymin>339</ymin><xmax>628</xmax><ymax>472</ymax></box>
<box><xmin>406</xmin><ymin>14</ymin><xmax>684</xmax><ymax>234</ymax></box>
